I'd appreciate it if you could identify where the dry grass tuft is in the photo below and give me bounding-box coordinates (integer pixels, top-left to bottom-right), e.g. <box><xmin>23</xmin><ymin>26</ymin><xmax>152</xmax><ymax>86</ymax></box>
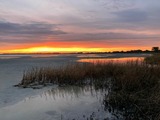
<box><xmin>145</xmin><ymin>53</ymin><xmax>160</xmax><ymax>65</ymax></box>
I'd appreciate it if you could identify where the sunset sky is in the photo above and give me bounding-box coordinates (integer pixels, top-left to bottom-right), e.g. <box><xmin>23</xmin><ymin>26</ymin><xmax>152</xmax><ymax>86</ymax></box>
<box><xmin>0</xmin><ymin>0</ymin><xmax>160</xmax><ymax>53</ymax></box>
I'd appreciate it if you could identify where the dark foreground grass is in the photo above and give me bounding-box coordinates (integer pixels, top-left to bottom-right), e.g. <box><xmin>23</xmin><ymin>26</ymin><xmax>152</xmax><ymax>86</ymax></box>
<box><xmin>16</xmin><ymin>61</ymin><xmax>160</xmax><ymax>120</ymax></box>
<box><xmin>145</xmin><ymin>53</ymin><xmax>160</xmax><ymax>65</ymax></box>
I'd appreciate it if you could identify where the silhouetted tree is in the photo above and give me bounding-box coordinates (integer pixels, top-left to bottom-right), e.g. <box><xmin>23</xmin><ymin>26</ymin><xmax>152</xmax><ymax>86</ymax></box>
<box><xmin>152</xmin><ymin>47</ymin><xmax>159</xmax><ymax>52</ymax></box>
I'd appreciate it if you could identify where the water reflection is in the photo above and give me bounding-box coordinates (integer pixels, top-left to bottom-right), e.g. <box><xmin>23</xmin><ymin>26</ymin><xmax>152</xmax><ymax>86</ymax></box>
<box><xmin>77</xmin><ymin>54</ymin><xmax>113</xmax><ymax>58</ymax></box>
<box><xmin>78</xmin><ymin>57</ymin><xmax>144</xmax><ymax>63</ymax></box>
<box><xmin>31</xmin><ymin>54</ymin><xmax>59</xmax><ymax>58</ymax></box>
<box><xmin>0</xmin><ymin>55</ymin><xmax>27</xmax><ymax>59</ymax></box>
<box><xmin>0</xmin><ymin>86</ymin><xmax>120</xmax><ymax>120</ymax></box>
<box><xmin>41</xmin><ymin>86</ymin><xmax>100</xmax><ymax>101</ymax></box>
<box><xmin>38</xmin><ymin>86</ymin><xmax>114</xmax><ymax>120</ymax></box>
<box><xmin>38</xmin><ymin>86</ymin><xmax>122</xmax><ymax>120</ymax></box>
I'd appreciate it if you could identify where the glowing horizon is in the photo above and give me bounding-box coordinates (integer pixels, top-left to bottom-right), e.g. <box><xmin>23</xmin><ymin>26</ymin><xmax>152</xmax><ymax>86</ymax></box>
<box><xmin>0</xmin><ymin>46</ymin><xmax>150</xmax><ymax>54</ymax></box>
<box><xmin>1</xmin><ymin>47</ymin><xmax>105</xmax><ymax>53</ymax></box>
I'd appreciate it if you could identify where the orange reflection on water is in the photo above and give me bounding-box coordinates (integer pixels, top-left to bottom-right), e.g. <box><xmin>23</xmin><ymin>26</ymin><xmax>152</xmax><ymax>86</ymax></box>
<box><xmin>78</xmin><ymin>57</ymin><xmax>144</xmax><ymax>63</ymax></box>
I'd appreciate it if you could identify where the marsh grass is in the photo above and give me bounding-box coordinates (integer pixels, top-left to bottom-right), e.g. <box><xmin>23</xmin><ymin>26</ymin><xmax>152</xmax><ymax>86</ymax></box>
<box><xmin>145</xmin><ymin>53</ymin><xmax>160</xmax><ymax>65</ymax></box>
<box><xmin>16</xmin><ymin>60</ymin><xmax>160</xmax><ymax>119</ymax></box>
<box><xmin>104</xmin><ymin>61</ymin><xmax>160</xmax><ymax>120</ymax></box>
<box><xmin>17</xmin><ymin>61</ymin><xmax>116</xmax><ymax>87</ymax></box>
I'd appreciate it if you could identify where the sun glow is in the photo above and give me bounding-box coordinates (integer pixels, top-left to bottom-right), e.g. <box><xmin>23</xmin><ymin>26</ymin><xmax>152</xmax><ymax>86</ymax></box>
<box><xmin>0</xmin><ymin>45</ymin><xmax>146</xmax><ymax>54</ymax></box>
<box><xmin>3</xmin><ymin>47</ymin><xmax>109</xmax><ymax>53</ymax></box>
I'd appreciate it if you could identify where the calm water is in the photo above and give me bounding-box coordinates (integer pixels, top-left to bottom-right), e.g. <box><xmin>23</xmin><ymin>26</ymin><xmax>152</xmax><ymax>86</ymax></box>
<box><xmin>0</xmin><ymin>53</ymin><xmax>149</xmax><ymax>120</ymax></box>
<box><xmin>78</xmin><ymin>57</ymin><xmax>144</xmax><ymax>63</ymax></box>
<box><xmin>0</xmin><ymin>86</ymin><xmax>116</xmax><ymax>120</ymax></box>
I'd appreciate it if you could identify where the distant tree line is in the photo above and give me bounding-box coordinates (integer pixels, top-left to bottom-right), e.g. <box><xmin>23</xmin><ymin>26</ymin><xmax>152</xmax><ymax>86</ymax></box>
<box><xmin>152</xmin><ymin>47</ymin><xmax>159</xmax><ymax>52</ymax></box>
<box><xmin>83</xmin><ymin>47</ymin><xmax>160</xmax><ymax>54</ymax></box>
<box><xmin>112</xmin><ymin>47</ymin><xmax>159</xmax><ymax>54</ymax></box>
